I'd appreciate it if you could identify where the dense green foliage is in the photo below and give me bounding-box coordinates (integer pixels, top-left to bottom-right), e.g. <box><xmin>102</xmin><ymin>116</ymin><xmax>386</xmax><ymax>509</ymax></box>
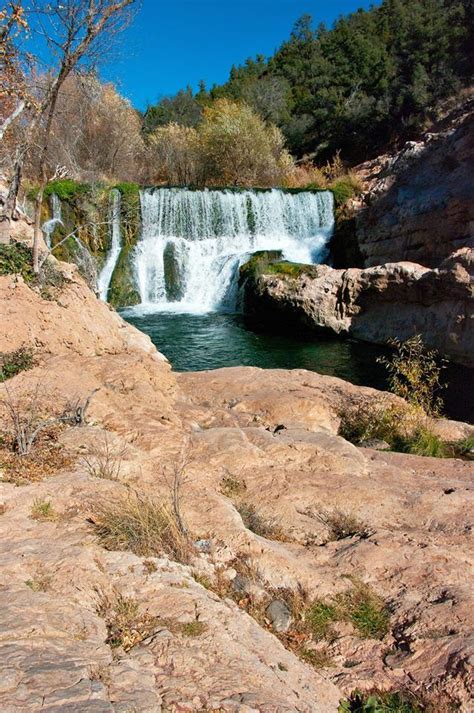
<box><xmin>0</xmin><ymin>242</ymin><xmax>35</xmax><ymax>282</ymax></box>
<box><xmin>43</xmin><ymin>179</ymin><xmax>90</xmax><ymax>201</ymax></box>
<box><xmin>144</xmin><ymin>0</ymin><xmax>473</xmax><ymax>162</ymax></box>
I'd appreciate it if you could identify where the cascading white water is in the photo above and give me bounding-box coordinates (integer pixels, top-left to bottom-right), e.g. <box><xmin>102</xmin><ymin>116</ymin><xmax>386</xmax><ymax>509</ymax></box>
<box><xmin>97</xmin><ymin>188</ymin><xmax>122</xmax><ymax>301</ymax></box>
<box><xmin>42</xmin><ymin>193</ymin><xmax>62</xmax><ymax>248</ymax></box>
<box><xmin>133</xmin><ymin>187</ymin><xmax>334</xmax><ymax>312</ymax></box>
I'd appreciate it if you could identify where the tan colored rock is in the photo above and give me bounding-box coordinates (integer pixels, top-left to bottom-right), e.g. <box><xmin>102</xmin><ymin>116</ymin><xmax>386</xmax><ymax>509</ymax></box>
<box><xmin>353</xmin><ymin>94</ymin><xmax>474</xmax><ymax>268</ymax></box>
<box><xmin>1</xmin><ymin>267</ymin><xmax>473</xmax><ymax>710</ymax></box>
<box><xmin>241</xmin><ymin>249</ymin><xmax>474</xmax><ymax>366</ymax></box>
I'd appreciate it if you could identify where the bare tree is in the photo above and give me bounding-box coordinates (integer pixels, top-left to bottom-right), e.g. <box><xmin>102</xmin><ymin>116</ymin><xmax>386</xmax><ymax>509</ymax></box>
<box><xmin>2</xmin><ymin>0</ymin><xmax>136</xmax><ymax>269</ymax></box>
<box><xmin>0</xmin><ymin>2</ymin><xmax>31</xmax><ymax>141</ymax></box>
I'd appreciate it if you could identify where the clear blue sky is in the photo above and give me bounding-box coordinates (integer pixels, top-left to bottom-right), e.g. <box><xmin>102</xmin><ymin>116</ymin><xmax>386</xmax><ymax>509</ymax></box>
<box><xmin>101</xmin><ymin>0</ymin><xmax>377</xmax><ymax>110</ymax></box>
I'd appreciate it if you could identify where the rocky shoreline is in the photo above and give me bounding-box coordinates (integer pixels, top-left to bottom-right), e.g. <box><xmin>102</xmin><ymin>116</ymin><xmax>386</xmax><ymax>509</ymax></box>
<box><xmin>240</xmin><ymin>248</ymin><xmax>474</xmax><ymax>368</ymax></box>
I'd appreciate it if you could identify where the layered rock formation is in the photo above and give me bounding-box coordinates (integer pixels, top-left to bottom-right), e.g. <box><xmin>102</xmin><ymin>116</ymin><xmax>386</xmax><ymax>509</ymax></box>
<box><xmin>1</xmin><ymin>262</ymin><xmax>473</xmax><ymax>710</ymax></box>
<box><xmin>349</xmin><ymin>93</ymin><xmax>474</xmax><ymax>268</ymax></box>
<box><xmin>240</xmin><ymin>248</ymin><xmax>474</xmax><ymax>367</ymax></box>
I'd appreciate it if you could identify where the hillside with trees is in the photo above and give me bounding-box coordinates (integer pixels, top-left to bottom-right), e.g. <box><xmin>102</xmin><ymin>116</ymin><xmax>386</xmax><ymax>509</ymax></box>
<box><xmin>145</xmin><ymin>0</ymin><xmax>473</xmax><ymax>163</ymax></box>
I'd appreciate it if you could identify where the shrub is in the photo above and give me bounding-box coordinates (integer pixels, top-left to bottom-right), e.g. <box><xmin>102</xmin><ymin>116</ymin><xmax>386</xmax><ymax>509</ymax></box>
<box><xmin>329</xmin><ymin>172</ymin><xmax>363</xmax><ymax>207</ymax></box>
<box><xmin>0</xmin><ymin>346</ymin><xmax>35</xmax><ymax>382</ymax></box>
<box><xmin>338</xmin><ymin>400</ymin><xmax>450</xmax><ymax>459</ymax></box>
<box><xmin>338</xmin><ymin>688</ymin><xmax>449</xmax><ymax>713</ymax></box>
<box><xmin>199</xmin><ymin>99</ymin><xmax>294</xmax><ymax>187</ymax></box>
<box><xmin>81</xmin><ymin>431</ymin><xmax>127</xmax><ymax>480</ymax></box>
<box><xmin>0</xmin><ymin>241</ymin><xmax>34</xmax><ymax>282</ymax></box>
<box><xmin>338</xmin><ymin>401</ymin><xmax>402</xmax><ymax>446</ymax></box>
<box><xmin>378</xmin><ymin>335</ymin><xmax>445</xmax><ymax>417</ymax></box>
<box><xmin>92</xmin><ymin>492</ymin><xmax>193</xmax><ymax>563</ymax></box>
<box><xmin>394</xmin><ymin>428</ymin><xmax>448</xmax><ymax>458</ymax></box>
<box><xmin>454</xmin><ymin>435</ymin><xmax>474</xmax><ymax>457</ymax></box>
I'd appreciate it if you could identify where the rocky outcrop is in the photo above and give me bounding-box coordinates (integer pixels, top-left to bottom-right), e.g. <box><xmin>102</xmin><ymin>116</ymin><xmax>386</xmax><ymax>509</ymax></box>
<box><xmin>347</xmin><ymin>94</ymin><xmax>474</xmax><ymax>268</ymax></box>
<box><xmin>240</xmin><ymin>248</ymin><xmax>474</xmax><ymax>367</ymax></box>
<box><xmin>1</xmin><ymin>262</ymin><xmax>474</xmax><ymax>710</ymax></box>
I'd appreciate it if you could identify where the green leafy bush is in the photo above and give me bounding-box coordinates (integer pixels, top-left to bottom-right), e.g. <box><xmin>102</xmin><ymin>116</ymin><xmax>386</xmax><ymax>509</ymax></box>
<box><xmin>378</xmin><ymin>335</ymin><xmax>445</xmax><ymax>417</ymax></box>
<box><xmin>0</xmin><ymin>242</ymin><xmax>34</xmax><ymax>282</ymax></box>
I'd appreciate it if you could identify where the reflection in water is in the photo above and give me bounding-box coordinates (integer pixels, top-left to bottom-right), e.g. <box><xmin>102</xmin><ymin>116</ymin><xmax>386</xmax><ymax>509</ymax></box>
<box><xmin>122</xmin><ymin>310</ymin><xmax>473</xmax><ymax>424</ymax></box>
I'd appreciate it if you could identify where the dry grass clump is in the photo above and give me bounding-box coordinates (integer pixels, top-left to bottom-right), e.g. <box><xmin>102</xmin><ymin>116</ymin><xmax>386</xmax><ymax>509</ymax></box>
<box><xmin>0</xmin><ymin>380</ymin><xmax>97</xmax><ymax>483</ymax></box>
<box><xmin>25</xmin><ymin>564</ymin><xmax>52</xmax><ymax>592</ymax></box>
<box><xmin>315</xmin><ymin>508</ymin><xmax>372</xmax><ymax>542</ymax></box>
<box><xmin>30</xmin><ymin>498</ymin><xmax>56</xmax><ymax>521</ymax></box>
<box><xmin>220</xmin><ymin>473</ymin><xmax>247</xmax><ymax>497</ymax></box>
<box><xmin>97</xmin><ymin>592</ymin><xmax>157</xmax><ymax>652</ymax></box>
<box><xmin>180</xmin><ymin>620</ymin><xmax>207</xmax><ymax>637</ymax></box>
<box><xmin>97</xmin><ymin>590</ymin><xmax>207</xmax><ymax>653</ymax></box>
<box><xmin>92</xmin><ymin>491</ymin><xmax>193</xmax><ymax>564</ymax></box>
<box><xmin>300</xmin><ymin>647</ymin><xmax>333</xmax><ymax>669</ymax></box>
<box><xmin>236</xmin><ymin>501</ymin><xmax>287</xmax><ymax>541</ymax></box>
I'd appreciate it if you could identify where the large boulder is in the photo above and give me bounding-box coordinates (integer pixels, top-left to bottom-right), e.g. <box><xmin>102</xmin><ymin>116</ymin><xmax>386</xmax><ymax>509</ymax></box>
<box><xmin>240</xmin><ymin>248</ymin><xmax>474</xmax><ymax>367</ymax></box>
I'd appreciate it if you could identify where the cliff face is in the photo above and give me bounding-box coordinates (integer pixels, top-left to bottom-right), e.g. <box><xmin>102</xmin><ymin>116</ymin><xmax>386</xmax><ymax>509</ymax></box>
<box><xmin>350</xmin><ymin>94</ymin><xmax>474</xmax><ymax>268</ymax></box>
<box><xmin>241</xmin><ymin>249</ymin><xmax>474</xmax><ymax>368</ymax></box>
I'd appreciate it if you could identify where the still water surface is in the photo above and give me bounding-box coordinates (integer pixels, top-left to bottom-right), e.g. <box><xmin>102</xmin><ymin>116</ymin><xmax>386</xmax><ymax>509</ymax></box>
<box><xmin>122</xmin><ymin>310</ymin><xmax>473</xmax><ymax>424</ymax></box>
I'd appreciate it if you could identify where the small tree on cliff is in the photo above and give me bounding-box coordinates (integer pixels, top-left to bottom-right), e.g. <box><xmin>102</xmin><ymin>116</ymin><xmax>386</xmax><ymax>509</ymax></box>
<box><xmin>2</xmin><ymin>0</ymin><xmax>136</xmax><ymax>270</ymax></box>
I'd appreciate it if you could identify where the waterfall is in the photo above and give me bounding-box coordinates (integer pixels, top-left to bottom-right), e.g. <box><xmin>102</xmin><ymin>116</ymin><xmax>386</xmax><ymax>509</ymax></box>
<box><xmin>97</xmin><ymin>189</ymin><xmax>122</xmax><ymax>301</ymax></box>
<box><xmin>71</xmin><ymin>235</ymin><xmax>98</xmax><ymax>287</ymax></box>
<box><xmin>42</xmin><ymin>193</ymin><xmax>62</xmax><ymax>248</ymax></box>
<box><xmin>133</xmin><ymin>187</ymin><xmax>334</xmax><ymax>312</ymax></box>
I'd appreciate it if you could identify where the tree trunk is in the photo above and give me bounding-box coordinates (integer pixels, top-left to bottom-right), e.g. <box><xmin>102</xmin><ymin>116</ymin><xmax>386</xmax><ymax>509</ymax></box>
<box><xmin>0</xmin><ymin>146</ymin><xmax>24</xmax><ymax>243</ymax></box>
<box><xmin>33</xmin><ymin>182</ymin><xmax>45</xmax><ymax>272</ymax></box>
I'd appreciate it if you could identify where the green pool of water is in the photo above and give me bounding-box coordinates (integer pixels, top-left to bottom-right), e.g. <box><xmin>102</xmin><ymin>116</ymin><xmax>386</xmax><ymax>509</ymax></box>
<box><xmin>122</xmin><ymin>310</ymin><xmax>473</xmax><ymax>424</ymax></box>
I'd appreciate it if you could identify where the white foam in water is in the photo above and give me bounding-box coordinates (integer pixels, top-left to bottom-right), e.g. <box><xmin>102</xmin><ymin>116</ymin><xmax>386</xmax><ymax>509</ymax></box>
<box><xmin>132</xmin><ymin>187</ymin><xmax>334</xmax><ymax>313</ymax></box>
